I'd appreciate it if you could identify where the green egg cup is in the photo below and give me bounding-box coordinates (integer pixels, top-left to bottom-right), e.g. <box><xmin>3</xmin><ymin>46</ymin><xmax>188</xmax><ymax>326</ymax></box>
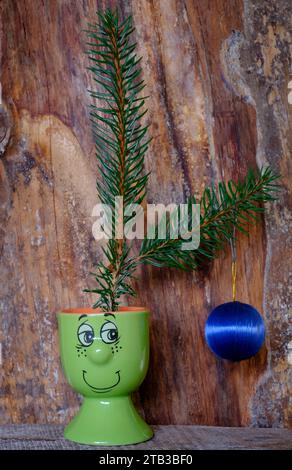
<box><xmin>57</xmin><ymin>307</ymin><xmax>153</xmax><ymax>446</ymax></box>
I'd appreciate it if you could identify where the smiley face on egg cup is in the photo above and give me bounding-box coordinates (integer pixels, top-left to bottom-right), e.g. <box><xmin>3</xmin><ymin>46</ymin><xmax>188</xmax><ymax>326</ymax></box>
<box><xmin>57</xmin><ymin>307</ymin><xmax>153</xmax><ymax>446</ymax></box>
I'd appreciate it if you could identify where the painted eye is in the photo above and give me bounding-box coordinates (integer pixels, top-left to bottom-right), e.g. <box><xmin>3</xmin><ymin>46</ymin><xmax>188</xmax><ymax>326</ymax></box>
<box><xmin>100</xmin><ymin>321</ymin><xmax>118</xmax><ymax>344</ymax></box>
<box><xmin>77</xmin><ymin>324</ymin><xmax>94</xmax><ymax>347</ymax></box>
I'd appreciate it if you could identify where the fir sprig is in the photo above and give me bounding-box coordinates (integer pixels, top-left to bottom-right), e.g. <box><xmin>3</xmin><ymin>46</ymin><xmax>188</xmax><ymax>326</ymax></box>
<box><xmin>86</xmin><ymin>10</ymin><xmax>150</xmax><ymax>213</ymax></box>
<box><xmin>85</xmin><ymin>9</ymin><xmax>280</xmax><ymax>311</ymax></box>
<box><xmin>84</xmin><ymin>240</ymin><xmax>138</xmax><ymax>311</ymax></box>
<box><xmin>139</xmin><ymin>166</ymin><xmax>279</xmax><ymax>269</ymax></box>
<box><xmin>85</xmin><ymin>10</ymin><xmax>150</xmax><ymax>310</ymax></box>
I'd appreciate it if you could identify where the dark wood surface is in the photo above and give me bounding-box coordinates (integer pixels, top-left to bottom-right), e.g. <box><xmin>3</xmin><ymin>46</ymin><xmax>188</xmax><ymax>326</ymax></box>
<box><xmin>0</xmin><ymin>424</ymin><xmax>291</xmax><ymax>450</ymax></box>
<box><xmin>0</xmin><ymin>0</ymin><xmax>291</xmax><ymax>427</ymax></box>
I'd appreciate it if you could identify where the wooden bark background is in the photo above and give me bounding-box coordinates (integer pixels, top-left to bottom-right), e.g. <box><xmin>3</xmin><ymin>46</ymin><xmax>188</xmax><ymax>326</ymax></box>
<box><xmin>0</xmin><ymin>0</ymin><xmax>291</xmax><ymax>427</ymax></box>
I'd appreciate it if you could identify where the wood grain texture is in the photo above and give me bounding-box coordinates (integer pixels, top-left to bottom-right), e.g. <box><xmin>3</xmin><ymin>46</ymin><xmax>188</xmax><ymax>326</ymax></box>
<box><xmin>0</xmin><ymin>0</ymin><xmax>291</xmax><ymax>427</ymax></box>
<box><xmin>1</xmin><ymin>424</ymin><xmax>292</xmax><ymax>449</ymax></box>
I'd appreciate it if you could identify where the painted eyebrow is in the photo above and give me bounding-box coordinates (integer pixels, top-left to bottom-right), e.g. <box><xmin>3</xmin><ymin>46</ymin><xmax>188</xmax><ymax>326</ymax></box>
<box><xmin>78</xmin><ymin>314</ymin><xmax>88</xmax><ymax>321</ymax></box>
<box><xmin>104</xmin><ymin>313</ymin><xmax>116</xmax><ymax>319</ymax></box>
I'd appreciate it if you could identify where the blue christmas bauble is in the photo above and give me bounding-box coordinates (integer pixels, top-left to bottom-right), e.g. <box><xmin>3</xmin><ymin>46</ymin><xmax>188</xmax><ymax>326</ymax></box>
<box><xmin>205</xmin><ymin>301</ymin><xmax>265</xmax><ymax>361</ymax></box>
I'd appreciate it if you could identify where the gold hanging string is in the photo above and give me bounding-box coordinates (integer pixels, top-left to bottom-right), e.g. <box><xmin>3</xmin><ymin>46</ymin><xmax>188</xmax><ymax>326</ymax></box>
<box><xmin>229</xmin><ymin>225</ymin><xmax>237</xmax><ymax>302</ymax></box>
<box><xmin>231</xmin><ymin>260</ymin><xmax>237</xmax><ymax>302</ymax></box>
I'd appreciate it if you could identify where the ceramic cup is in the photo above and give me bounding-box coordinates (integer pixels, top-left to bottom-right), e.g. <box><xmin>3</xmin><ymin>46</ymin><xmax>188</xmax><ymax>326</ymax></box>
<box><xmin>57</xmin><ymin>307</ymin><xmax>153</xmax><ymax>445</ymax></box>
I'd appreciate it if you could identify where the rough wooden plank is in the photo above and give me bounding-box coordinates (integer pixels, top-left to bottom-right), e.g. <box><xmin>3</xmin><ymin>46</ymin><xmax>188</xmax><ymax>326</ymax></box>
<box><xmin>0</xmin><ymin>425</ymin><xmax>291</xmax><ymax>450</ymax></box>
<box><xmin>0</xmin><ymin>0</ymin><xmax>291</xmax><ymax>428</ymax></box>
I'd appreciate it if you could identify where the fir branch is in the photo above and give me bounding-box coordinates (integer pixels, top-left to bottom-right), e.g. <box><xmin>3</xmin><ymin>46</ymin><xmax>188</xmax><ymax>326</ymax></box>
<box><xmin>84</xmin><ymin>241</ymin><xmax>138</xmax><ymax>311</ymax></box>
<box><xmin>84</xmin><ymin>9</ymin><xmax>149</xmax><ymax>310</ymax></box>
<box><xmin>84</xmin><ymin>9</ymin><xmax>280</xmax><ymax>311</ymax></box>
<box><xmin>86</xmin><ymin>10</ymin><xmax>150</xmax><ymax>212</ymax></box>
<box><xmin>139</xmin><ymin>167</ymin><xmax>280</xmax><ymax>269</ymax></box>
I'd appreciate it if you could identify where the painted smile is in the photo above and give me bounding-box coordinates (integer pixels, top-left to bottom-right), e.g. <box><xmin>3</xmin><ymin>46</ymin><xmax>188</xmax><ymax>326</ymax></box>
<box><xmin>82</xmin><ymin>370</ymin><xmax>120</xmax><ymax>392</ymax></box>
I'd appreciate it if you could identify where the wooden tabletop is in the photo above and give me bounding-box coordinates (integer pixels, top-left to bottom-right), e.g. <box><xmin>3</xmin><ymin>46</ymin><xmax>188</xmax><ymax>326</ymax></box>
<box><xmin>0</xmin><ymin>425</ymin><xmax>291</xmax><ymax>450</ymax></box>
